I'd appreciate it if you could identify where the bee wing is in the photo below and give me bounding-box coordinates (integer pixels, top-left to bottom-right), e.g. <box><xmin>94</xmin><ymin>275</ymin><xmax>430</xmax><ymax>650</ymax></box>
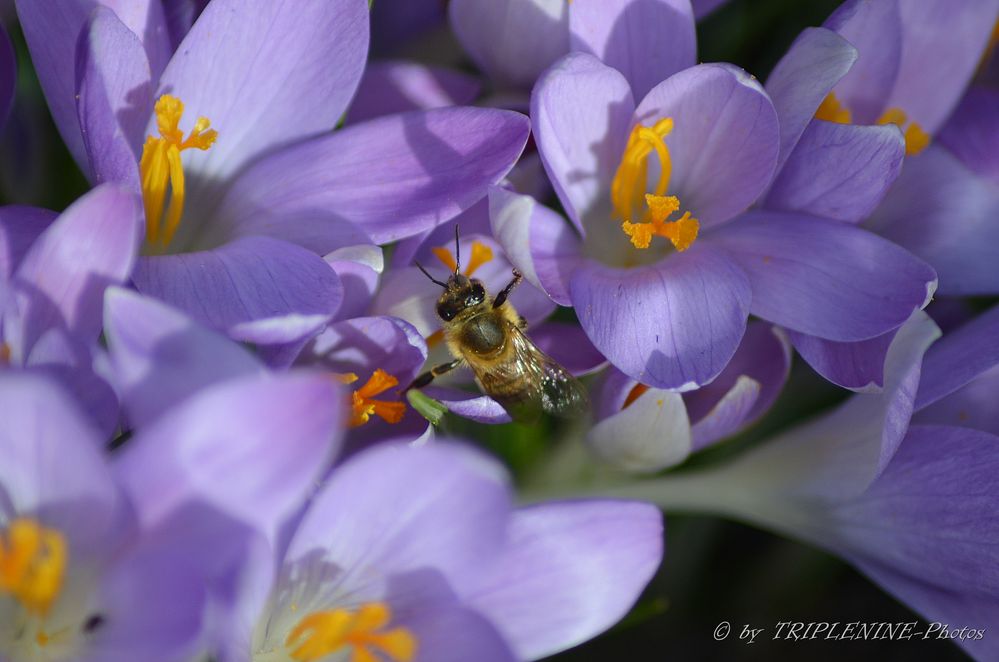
<box><xmin>474</xmin><ymin>323</ymin><xmax>589</xmax><ymax>423</ymax></box>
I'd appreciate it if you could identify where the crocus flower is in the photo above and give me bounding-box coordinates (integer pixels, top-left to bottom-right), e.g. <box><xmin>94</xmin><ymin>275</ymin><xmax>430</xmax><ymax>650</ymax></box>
<box><xmin>233</xmin><ymin>441</ymin><xmax>663</xmax><ymax>662</ymax></box>
<box><xmin>495</xmin><ymin>2</ymin><xmax>935</xmax><ymax>392</ymax></box>
<box><xmin>0</xmin><ymin>184</ymin><xmax>141</xmax><ymax>434</ymax></box>
<box><xmin>0</xmin><ymin>372</ymin><xmax>206</xmax><ymax>662</ymax></box>
<box><xmin>588</xmin><ymin>321</ymin><xmax>791</xmax><ymax>472</ymax></box>
<box><xmin>781</xmin><ymin>0</ymin><xmax>999</xmax><ymax>297</ymax></box>
<box><xmin>574</xmin><ymin>310</ymin><xmax>999</xmax><ymax>659</ymax></box>
<box><xmin>17</xmin><ymin>0</ymin><xmax>529</xmax><ymax>349</ymax></box>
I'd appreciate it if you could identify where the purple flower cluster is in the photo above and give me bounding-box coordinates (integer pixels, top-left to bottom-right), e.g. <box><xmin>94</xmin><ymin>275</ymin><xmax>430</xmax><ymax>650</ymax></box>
<box><xmin>1</xmin><ymin>0</ymin><xmax>998</xmax><ymax>659</ymax></box>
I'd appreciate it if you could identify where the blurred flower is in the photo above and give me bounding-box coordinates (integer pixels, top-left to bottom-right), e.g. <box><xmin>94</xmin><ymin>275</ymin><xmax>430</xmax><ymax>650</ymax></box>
<box><xmin>586</xmin><ymin>310</ymin><xmax>999</xmax><ymax>659</ymax></box>
<box><xmin>496</xmin><ymin>4</ymin><xmax>935</xmax><ymax>392</ymax></box>
<box><xmin>0</xmin><ymin>372</ymin><xmax>206</xmax><ymax>662</ymax></box>
<box><xmin>0</xmin><ymin>184</ymin><xmax>141</xmax><ymax>434</ymax></box>
<box><xmin>240</xmin><ymin>441</ymin><xmax>663</xmax><ymax>662</ymax></box>
<box><xmin>17</xmin><ymin>0</ymin><xmax>529</xmax><ymax>351</ymax></box>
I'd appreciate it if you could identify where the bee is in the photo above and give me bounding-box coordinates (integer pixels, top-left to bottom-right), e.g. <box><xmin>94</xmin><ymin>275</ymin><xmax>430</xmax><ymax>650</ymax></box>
<box><xmin>404</xmin><ymin>227</ymin><xmax>588</xmax><ymax>423</ymax></box>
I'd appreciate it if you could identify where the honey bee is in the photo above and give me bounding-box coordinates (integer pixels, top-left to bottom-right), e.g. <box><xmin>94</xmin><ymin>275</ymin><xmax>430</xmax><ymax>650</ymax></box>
<box><xmin>404</xmin><ymin>228</ymin><xmax>588</xmax><ymax>423</ymax></box>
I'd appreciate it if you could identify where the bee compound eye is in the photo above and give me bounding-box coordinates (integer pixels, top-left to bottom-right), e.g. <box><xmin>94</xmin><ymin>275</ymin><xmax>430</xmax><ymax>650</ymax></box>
<box><xmin>471</xmin><ymin>283</ymin><xmax>486</xmax><ymax>304</ymax></box>
<box><xmin>436</xmin><ymin>303</ymin><xmax>454</xmax><ymax>321</ymax></box>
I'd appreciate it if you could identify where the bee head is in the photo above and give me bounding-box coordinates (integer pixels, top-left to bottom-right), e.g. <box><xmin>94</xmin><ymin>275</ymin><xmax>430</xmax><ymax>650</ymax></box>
<box><xmin>435</xmin><ymin>274</ymin><xmax>486</xmax><ymax>321</ymax></box>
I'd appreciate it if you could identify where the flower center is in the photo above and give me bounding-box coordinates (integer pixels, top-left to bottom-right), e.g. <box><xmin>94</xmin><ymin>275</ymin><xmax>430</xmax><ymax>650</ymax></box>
<box><xmin>139</xmin><ymin>95</ymin><xmax>218</xmax><ymax>252</ymax></box>
<box><xmin>611</xmin><ymin>120</ymin><xmax>699</xmax><ymax>252</ymax></box>
<box><xmin>815</xmin><ymin>92</ymin><xmax>929</xmax><ymax>156</ymax></box>
<box><xmin>0</xmin><ymin>518</ymin><xmax>67</xmax><ymax>617</ymax></box>
<box><xmin>337</xmin><ymin>370</ymin><xmax>407</xmax><ymax>427</ymax></box>
<box><xmin>426</xmin><ymin>240</ymin><xmax>494</xmax><ymax>349</ymax></box>
<box><xmin>285</xmin><ymin>602</ymin><xmax>416</xmax><ymax>662</ymax></box>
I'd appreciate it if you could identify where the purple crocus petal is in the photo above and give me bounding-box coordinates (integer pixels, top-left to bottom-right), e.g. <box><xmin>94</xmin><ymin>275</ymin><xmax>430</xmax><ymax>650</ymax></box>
<box><xmin>25</xmin><ymin>347</ymin><xmax>121</xmax><ymax>439</ymax></box>
<box><xmin>634</xmin><ymin>63</ymin><xmax>779</xmax><ymax>227</ymax></box>
<box><xmin>345</xmin><ymin>61</ymin><xmax>481</xmax><ymax>124</ymax></box>
<box><xmin>913</xmin><ymin>365</ymin><xmax>999</xmax><ymax>436</ymax></box>
<box><xmin>849</xmin><ymin>558</ymin><xmax>998</xmax><ymax>661</ymax></box>
<box><xmin>284</xmin><ymin>442</ymin><xmax>511</xmax><ymax>598</ymax></box>
<box><xmin>75</xmin><ymin>6</ymin><xmax>152</xmax><ymax>188</ymax></box>
<box><xmin>868</xmin><ymin>146</ymin><xmax>999</xmax><ymax>296</ymax></box>
<box><xmin>370</xmin><ymin>0</ymin><xmax>446</xmax><ymax>55</ymax></box>
<box><xmin>425</xmin><ymin>386</ymin><xmax>512</xmax><ymax>424</ymax></box>
<box><xmin>529</xmin><ymin>321</ymin><xmax>607</xmax><ymax>376</ymax></box>
<box><xmin>764</xmin><ymin>121</ymin><xmax>904</xmax><ymax>223</ymax></box>
<box><xmin>326</xmin><ymin>244</ymin><xmax>383</xmax><ymax>322</ymax></box>
<box><xmin>15</xmin><ymin>0</ymin><xmax>171</xmax><ymax>176</ymax></box>
<box><xmin>588</xmin><ymin>382</ymin><xmax>691</xmax><ymax>472</ymax></box>
<box><xmin>0</xmin><ymin>205</ymin><xmax>56</xmax><ymax>280</ymax></box>
<box><xmin>298</xmin><ymin>315</ymin><xmax>428</xmax><ymax>388</ymax></box>
<box><xmin>13</xmin><ymin>184</ymin><xmax>141</xmax><ymax>349</ymax></box>
<box><xmin>789</xmin><ymin>329</ymin><xmax>895</xmax><ymax>393</ymax></box>
<box><xmin>466</xmin><ymin>500</ymin><xmax>663</xmax><ymax>660</ymax></box>
<box><xmin>154</xmin><ymin>0</ymin><xmax>369</xmax><ymax>186</ymax></box>
<box><xmin>915</xmin><ymin>304</ymin><xmax>999</xmax><ymax>411</ymax></box>
<box><xmin>103</xmin><ymin>287</ymin><xmax>264</xmax><ymax>428</ymax></box>
<box><xmin>827</xmin><ymin>424</ymin><xmax>999</xmax><ymax>607</ymax></box>
<box><xmin>0</xmin><ymin>22</ymin><xmax>13</xmax><ymax>130</ymax></box>
<box><xmin>685</xmin><ymin>322</ymin><xmax>791</xmax><ymax>448</ymax></box>
<box><xmin>132</xmin><ymin>236</ymin><xmax>343</xmax><ymax>345</ymax></box>
<box><xmin>569</xmin><ymin>0</ymin><xmax>696</xmax><ymax>100</ymax></box>
<box><xmin>823</xmin><ymin>0</ymin><xmax>902</xmax><ymax>124</ymax></box>
<box><xmin>937</xmin><ymin>86</ymin><xmax>999</xmax><ymax>185</ymax></box>
<box><xmin>489</xmin><ymin>186</ymin><xmax>583</xmax><ymax>306</ymax></box>
<box><xmin>887</xmin><ymin>0</ymin><xmax>999</xmax><ymax>134</ymax></box>
<box><xmin>709</xmin><ymin>211</ymin><xmax>936</xmax><ymax>341</ymax></box>
<box><xmin>764</xmin><ymin>27</ymin><xmax>857</xmax><ymax>172</ymax></box>
<box><xmin>532</xmin><ymin>53</ymin><xmax>635</xmax><ymax>230</ymax></box>
<box><xmin>86</xmin><ymin>545</ymin><xmax>206</xmax><ymax>662</ymax></box>
<box><xmin>569</xmin><ymin>244</ymin><xmax>751</xmax><ymax>390</ymax></box>
<box><xmin>114</xmin><ymin>372</ymin><xmax>343</xmax><ymax>542</ymax></box>
<box><xmin>0</xmin><ymin>372</ymin><xmax>125</xmax><ymax>557</ymax></box>
<box><xmin>218</xmin><ymin>107</ymin><xmax>530</xmax><ymax>245</ymax></box>
<box><xmin>394</xmin><ymin>605</ymin><xmax>516</xmax><ymax>662</ymax></box>
<box><xmin>369</xmin><ymin>267</ymin><xmax>442</xmax><ymax>337</ymax></box>
<box><xmin>449</xmin><ymin>0</ymin><xmax>569</xmax><ymax>90</ymax></box>
<box><xmin>724</xmin><ymin>312</ymin><xmax>938</xmax><ymax>501</ymax></box>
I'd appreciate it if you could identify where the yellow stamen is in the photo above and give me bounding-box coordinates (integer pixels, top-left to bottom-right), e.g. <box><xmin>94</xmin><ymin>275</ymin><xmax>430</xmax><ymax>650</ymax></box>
<box><xmin>620</xmin><ymin>194</ymin><xmax>699</xmax><ymax>252</ymax></box>
<box><xmin>611</xmin><ymin>120</ymin><xmax>698</xmax><ymax>251</ymax></box>
<box><xmin>0</xmin><ymin>342</ymin><xmax>10</xmax><ymax>364</ymax></box>
<box><xmin>0</xmin><ymin>519</ymin><xmax>67</xmax><ymax>617</ymax></box>
<box><xmin>876</xmin><ymin>107</ymin><xmax>930</xmax><ymax>156</ymax></box>
<box><xmin>139</xmin><ymin>95</ymin><xmax>217</xmax><ymax>250</ymax></box>
<box><xmin>286</xmin><ymin>602</ymin><xmax>417</xmax><ymax>662</ymax></box>
<box><xmin>431</xmin><ymin>240</ymin><xmax>494</xmax><ymax>278</ymax></box>
<box><xmin>814</xmin><ymin>92</ymin><xmax>852</xmax><ymax>124</ymax></box>
<box><xmin>346</xmin><ymin>369</ymin><xmax>406</xmax><ymax>427</ymax></box>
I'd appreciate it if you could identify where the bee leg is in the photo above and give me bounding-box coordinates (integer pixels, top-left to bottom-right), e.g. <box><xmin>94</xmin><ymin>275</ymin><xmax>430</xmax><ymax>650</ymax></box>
<box><xmin>403</xmin><ymin>358</ymin><xmax>463</xmax><ymax>392</ymax></box>
<box><xmin>492</xmin><ymin>269</ymin><xmax>523</xmax><ymax>309</ymax></box>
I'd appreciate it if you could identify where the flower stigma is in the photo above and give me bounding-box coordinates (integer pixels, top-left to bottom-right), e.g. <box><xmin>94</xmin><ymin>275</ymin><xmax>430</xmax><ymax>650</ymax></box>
<box><xmin>815</xmin><ymin>92</ymin><xmax>929</xmax><ymax>155</ymax></box>
<box><xmin>426</xmin><ymin>240</ymin><xmax>495</xmax><ymax>348</ymax></box>
<box><xmin>139</xmin><ymin>95</ymin><xmax>218</xmax><ymax>252</ymax></box>
<box><xmin>611</xmin><ymin>120</ymin><xmax>699</xmax><ymax>251</ymax></box>
<box><xmin>0</xmin><ymin>518</ymin><xmax>67</xmax><ymax>617</ymax></box>
<box><xmin>336</xmin><ymin>370</ymin><xmax>407</xmax><ymax>427</ymax></box>
<box><xmin>285</xmin><ymin>602</ymin><xmax>416</xmax><ymax>662</ymax></box>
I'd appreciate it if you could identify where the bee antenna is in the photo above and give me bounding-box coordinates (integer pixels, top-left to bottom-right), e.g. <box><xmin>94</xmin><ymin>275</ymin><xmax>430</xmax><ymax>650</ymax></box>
<box><xmin>416</xmin><ymin>261</ymin><xmax>448</xmax><ymax>288</ymax></box>
<box><xmin>453</xmin><ymin>224</ymin><xmax>461</xmax><ymax>275</ymax></box>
